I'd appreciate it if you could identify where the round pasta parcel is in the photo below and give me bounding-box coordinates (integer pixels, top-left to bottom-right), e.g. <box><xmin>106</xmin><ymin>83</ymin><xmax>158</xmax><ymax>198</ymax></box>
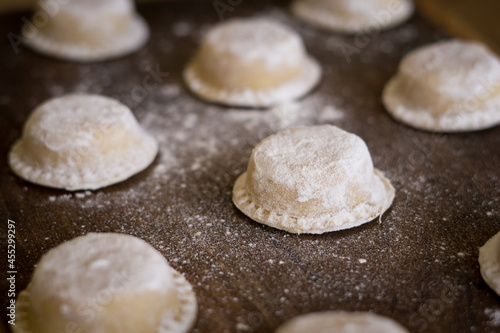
<box><xmin>383</xmin><ymin>39</ymin><xmax>500</xmax><ymax>132</ymax></box>
<box><xmin>291</xmin><ymin>0</ymin><xmax>414</xmax><ymax>34</ymax></box>
<box><xmin>184</xmin><ymin>18</ymin><xmax>321</xmax><ymax>108</ymax></box>
<box><xmin>14</xmin><ymin>233</ymin><xmax>197</xmax><ymax>333</ymax></box>
<box><xmin>23</xmin><ymin>0</ymin><xmax>149</xmax><ymax>61</ymax></box>
<box><xmin>276</xmin><ymin>311</ymin><xmax>409</xmax><ymax>333</ymax></box>
<box><xmin>9</xmin><ymin>94</ymin><xmax>158</xmax><ymax>190</ymax></box>
<box><xmin>233</xmin><ymin>125</ymin><xmax>395</xmax><ymax>234</ymax></box>
<box><xmin>479</xmin><ymin>230</ymin><xmax>500</xmax><ymax>296</ymax></box>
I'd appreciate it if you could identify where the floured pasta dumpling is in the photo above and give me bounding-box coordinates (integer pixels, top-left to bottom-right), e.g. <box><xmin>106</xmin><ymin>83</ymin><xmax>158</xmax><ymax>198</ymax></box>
<box><xmin>383</xmin><ymin>39</ymin><xmax>500</xmax><ymax>132</ymax></box>
<box><xmin>8</xmin><ymin>94</ymin><xmax>158</xmax><ymax>191</ymax></box>
<box><xmin>291</xmin><ymin>0</ymin><xmax>414</xmax><ymax>34</ymax></box>
<box><xmin>479</xmin><ymin>230</ymin><xmax>500</xmax><ymax>296</ymax></box>
<box><xmin>233</xmin><ymin>125</ymin><xmax>395</xmax><ymax>234</ymax></box>
<box><xmin>23</xmin><ymin>0</ymin><xmax>149</xmax><ymax>61</ymax></box>
<box><xmin>184</xmin><ymin>18</ymin><xmax>321</xmax><ymax>108</ymax></box>
<box><xmin>14</xmin><ymin>233</ymin><xmax>197</xmax><ymax>333</ymax></box>
<box><xmin>275</xmin><ymin>312</ymin><xmax>409</xmax><ymax>333</ymax></box>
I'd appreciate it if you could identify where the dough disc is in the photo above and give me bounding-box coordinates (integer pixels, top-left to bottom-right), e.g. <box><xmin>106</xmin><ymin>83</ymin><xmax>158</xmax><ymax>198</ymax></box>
<box><xmin>8</xmin><ymin>94</ymin><xmax>158</xmax><ymax>190</ymax></box>
<box><xmin>291</xmin><ymin>0</ymin><xmax>414</xmax><ymax>34</ymax></box>
<box><xmin>233</xmin><ymin>125</ymin><xmax>395</xmax><ymax>234</ymax></box>
<box><xmin>479</xmin><ymin>231</ymin><xmax>500</xmax><ymax>296</ymax></box>
<box><xmin>275</xmin><ymin>312</ymin><xmax>409</xmax><ymax>333</ymax></box>
<box><xmin>383</xmin><ymin>39</ymin><xmax>500</xmax><ymax>132</ymax></box>
<box><xmin>13</xmin><ymin>233</ymin><xmax>197</xmax><ymax>333</ymax></box>
<box><xmin>184</xmin><ymin>18</ymin><xmax>321</xmax><ymax>108</ymax></box>
<box><xmin>23</xmin><ymin>0</ymin><xmax>149</xmax><ymax>62</ymax></box>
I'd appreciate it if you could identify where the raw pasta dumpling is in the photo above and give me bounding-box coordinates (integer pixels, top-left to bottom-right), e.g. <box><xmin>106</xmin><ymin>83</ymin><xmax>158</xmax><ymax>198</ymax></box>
<box><xmin>291</xmin><ymin>0</ymin><xmax>414</xmax><ymax>33</ymax></box>
<box><xmin>275</xmin><ymin>312</ymin><xmax>409</xmax><ymax>333</ymax></box>
<box><xmin>8</xmin><ymin>94</ymin><xmax>158</xmax><ymax>190</ymax></box>
<box><xmin>383</xmin><ymin>39</ymin><xmax>500</xmax><ymax>132</ymax></box>
<box><xmin>14</xmin><ymin>233</ymin><xmax>197</xmax><ymax>333</ymax></box>
<box><xmin>184</xmin><ymin>18</ymin><xmax>321</xmax><ymax>108</ymax></box>
<box><xmin>479</xmin><ymin>230</ymin><xmax>500</xmax><ymax>296</ymax></box>
<box><xmin>23</xmin><ymin>0</ymin><xmax>149</xmax><ymax>61</ymax></box>
<box><xmin>233</xmin><ymin>125</ymin><xmax>395</xmax><ymax>234</ymax></box>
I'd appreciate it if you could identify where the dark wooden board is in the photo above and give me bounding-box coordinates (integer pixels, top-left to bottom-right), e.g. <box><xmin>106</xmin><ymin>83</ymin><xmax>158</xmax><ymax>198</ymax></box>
<box><xmin>1</xmin><ymin>1</ymin><xmax>500</xmax><ymax>332</ymax></box>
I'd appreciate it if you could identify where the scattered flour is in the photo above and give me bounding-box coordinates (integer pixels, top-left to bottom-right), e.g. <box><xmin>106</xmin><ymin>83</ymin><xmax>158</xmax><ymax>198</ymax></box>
<box><xmin>485</xmin><ymin>308</ymin><xmax>500</xmax><ymax>327</ymax></box>
<box><xmin>11</xmin><ymin>4</ymin><xmax>498</xmax><ymax>333</ymax></box>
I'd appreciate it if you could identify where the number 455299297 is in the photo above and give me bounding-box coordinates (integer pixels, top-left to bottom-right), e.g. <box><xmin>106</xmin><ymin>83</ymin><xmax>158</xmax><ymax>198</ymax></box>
<box><xmin>7</xmin><ymin>219</ymin><xmax>15</xmax><ymax>270</ymax></box>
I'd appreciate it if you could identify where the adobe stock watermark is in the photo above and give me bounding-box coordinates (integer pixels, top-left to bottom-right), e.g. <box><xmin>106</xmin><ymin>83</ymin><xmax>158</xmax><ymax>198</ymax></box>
<box><xmin>7</xmin><ymin>0</ymin><xmax>70</xmax><ymax>54</ymax></box>
<box><xmin>213</xmin><ymin>0</ymin><xmax>244</xmax><ymax>21</ymax></box>
<box><xmin>74</xmin><ymin>270</ymin><xmax>131</xmax><ymax>325</ymax></box>
<box><xmin>195</xmin><ymin>123</ymin><xmax>278</xmax><ymax>200</ymax></box>
<box><xmin>407</xmin><ymin>133</ymin><xmax>447</xmax><ymax>170</ymax></box>
<box><xmin>190</xmin><ymin>97</ymin><xmax>338</xmax><ymax>200</ymax></box>
<box><xmin>408</xmin><ymin>279</ymin><xmax>461</xmax><ymax>332</ymax></box>
<box><xmin>238</xmin><ymin>298</ymin><xmax>282</xmax><ymax>331</ymax></box>
<box><xmin>334</xmin><ymin>0</ymin><xmax>410</xmax><ymax>63</ymax></box>
<box><xmin>123</xmin><ymin>64</ymin><xmax>169</xmax><ymax>109</ymax></box>
<box><xmin>6</xmin><ymin>219</ymin><xmax>17</xmax><ymax>326</ymax></box>
<box><xmin>194</xmin><ymin>138</ymin><xmax>254</xmax><ymax>199</ymax></box>
<box><xmin>406</xmin><ymin>73</ymin><xmax>500</xmax><ymax>135</ymax></box>
<box><xmin>72</xmin><ymin>118</ymin><xmax>124</xmax><ymax>161</ymax></box>
<box><xmin>449</xmin><ymin>74</ymin><xmax>500</xmax><ymax>127</ymax></box>
<box><xmin>70</xmin><ymin>64</ymin><xmax>167</xmax><ymax>161</ymax></box>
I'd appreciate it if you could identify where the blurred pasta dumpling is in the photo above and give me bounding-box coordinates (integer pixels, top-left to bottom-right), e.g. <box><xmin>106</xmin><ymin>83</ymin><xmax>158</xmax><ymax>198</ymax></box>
<box><xmin>291</xmin><ymin>0</ymin><xmax>414</xmax><ymax>33</ymax></box>
<box><xmin>8</xmin><ymin>94</ymin><xmax>158</xmax><ymax>190</ymax></box>
<box><xmin>184</xmin><ymin>18</ymin><xmax>321</xmax><ymax>108</ymax></box>
<box><xmin>383</xmin><ymin>39</ymin><xmax>500</xmax><ymax>132</ymax></box>
<box><xmin>23</xmin><ymin>0</ymin><xmax>149</xmax><ymax>61</ymax></box>
<box><xmin>275</xmin><ymin>312</ymin><xmax>409</xmax><ymax>333</ymax></box>
<box><xmin>479</xmin><ymin>230</ymin><xmax>500</xmax><ymax>296</ymax></box>
<box><xmin>14</xmin><ymin>233</ymin><xmax>197</xmax><ymax>333</ymax></box>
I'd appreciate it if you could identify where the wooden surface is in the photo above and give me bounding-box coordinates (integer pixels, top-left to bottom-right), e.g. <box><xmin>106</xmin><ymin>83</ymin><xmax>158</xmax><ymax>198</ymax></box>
<box><xmin>1</xmin><ymin>1</ymin><xmax>500</xmax><ymax>332</ymax></box>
